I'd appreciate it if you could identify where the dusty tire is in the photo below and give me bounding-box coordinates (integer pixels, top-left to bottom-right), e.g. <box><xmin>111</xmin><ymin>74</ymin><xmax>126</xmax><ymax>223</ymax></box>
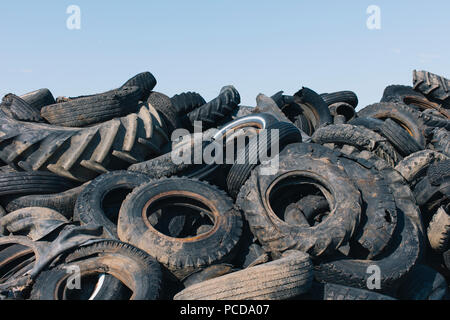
<box><xmin>0</xmin><ymin>94</ymin><xmax>44</xmax><ymax>123</ymax></box>
<box><xmin>30</xmin><ymin>240</ymin><xmax>162</xmax><ymax>300</ymax></box>
<box><xmin>381</xmin><ymin>85</ymin><xmax>426</xmax><ymax>105</ymax></box>
<box><xmin>226</xmin><ymin>121</ymin><xmax>303</xmax><ymax>198</ymax></box>
<box><xmin>0</xmin><ymin>103</ymin><xmax>167</xmax><ymax>182</ymax></box>
<box><xmin>171</xmin><ymin>92</ymin><xmax>206</xmax><ymax>115</ymax></box>
<box><xmin>20</xmin><ymin>89</ymin><xmax>56</xmax><ymax>111</ymax></box>
<box><xmin>118</xmin><ymin>178</ymin><xmax>243</xmax><ymax>279</ymax></box>
<box><xmin>5</xmin><ymin>184</ymin><xmax>87</xmax><ymax>220</ymax></box>
<box><xmin>174</xmin><ymin>250</ymin><xmax>313</xmax><ymax>300</ymax></box>
<box><xmin>413</xmin><ymin>70</ymin><xmax>450</xmax><ymax>105</ymax></box>
<box><xmin>320</xmin><ymin>91</ymin><xmax>358</xmax><ymax>108</ymax></box>
<box><xmin>312</xmin><ymin>124</ymin><xmax>402</xmax><ymax>166</ymax></box>
<box><xmin>305</xmin><ymin>282</ymin><xmax>396</xmax><ymax>300</ymax></box>
<box><xmin>120</xmin><ymin>71</ymin><xmax>157</xmax><ymax>102</ymax></box>
<box><xmin>293</xmin><ymin>87</ymin><xmax>332</xmax><ymax>131</ymax></box>
<box><xmin>432</xmin><ymin>128</ymin><xmax>450</xmax><ymax>156</ymax></box>
<box><xmin>75</xmin><ymin>171</ymin><xmax>151</xmax><ymax>238</ymax></box>
<box><xmin>0</xmin><ymin>171</ymin><xmax>76</xmax><ymax>197</ymax></box>
<box><xmin>147</xmin><ymin>91</ymin><xmax>179</xmax><ymax>134</ymax></box>
<box><xmin>357</xmin><ymin>102</ymin><xmax>426</xmax><ymax>149</ymax></box>
<box><xmin>187</xmin><ymin>86</ymin><xmax>240</xmax><ymax>131</ymax></box>
<box><xmin>41</xmin><ymin>86</ymin><xmax>142</xmax><ymax>127</ymax></box>
<box><xmin>397</xmin><ymin>264</ymin><xmax>448</xmax><ymax>300</ymax></box>
<box><xmin>236</xmin><ymin>143</ymin><xmax>361</xmax><ymax>257</ymax></box>
<box><xmin>427</xmin><ymin>207</ymin><xmax>450</xmax><ymax>253</ymax></box>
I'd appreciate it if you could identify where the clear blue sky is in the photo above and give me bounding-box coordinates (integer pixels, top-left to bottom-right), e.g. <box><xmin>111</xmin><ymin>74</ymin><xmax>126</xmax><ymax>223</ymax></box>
<box><xmin>1</xmin><ymin>1</ymin><xmax>449</xmax><ymax>110</ymax></box>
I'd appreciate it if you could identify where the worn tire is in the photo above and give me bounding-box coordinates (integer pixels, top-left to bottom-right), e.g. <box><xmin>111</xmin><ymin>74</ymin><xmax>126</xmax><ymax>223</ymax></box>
<box><xmin>320</xmin><ymin>91</ymin><xmax>358</xmax><ymax>108</ymax></box>
<box><xmin>0</xmin><ymin>94</ymin><xmax>44</xmax><ymax>122</ymax></box>
<box><xmin>413</xmin><ymin>70</ymin><xmax>450</xmax><ymax>105</ymax></box>
<box><xmin>381</xmin><ymin>85</ymin><xmax>426</xmax><ymax>105</ymax></box>
<box><xmin>41</xmin><ymin>86</ymin><xmax>142</xmax><ymax>127</ymax></box>
<box><xmin>118</xmin><ymin>178</ymin><xmax>243</xmax><ymax>279</ymax></box>
<box><xmin>432</xmin><ymin>128</ymin><xmax>450</xmax><ymax>156</ymax></box>
<box><xmin>171</xmin><ymin>92</ymin><xmax>206</xmax><ymax>115</ymax></box>
<box><xmin>30</xmin><ymin>240</ymin><xmax>162</xmax><ymax>300</ymax></box>
<box><xmin>236</xmin><ymin>143</ymin><xmax>361</xmax><ymax>257</ymax></box>
<box><xmin>0</xmin><ymin>103</ymin><xmax>167</xmax><ymax>182</ymax></box>
<box><xmin>75</xmin><ymin>171</ymin><xmax>151</xmax><ymax>238</ymax></box>
<box><xmin>427</xmin><ymin>207</ymin><xmax>450</xmax><ymax>253</ymax></box>
<box><xmin>20</xmin><ymin>89</ymin><xmax>56</xmax><ymax>111</ymax></box>
<box><xmin>397</xmin><ymin>264</ymin><xmax>448</xmax><ymax>300</ymax></box>
<box><xmin>120</xmin><ymin>71</ymin><xmax>157</xmax><ymax>102</ymax></box>
<box><xmin>312</xmin><ymin>124</ymin><xmax>402</xmax><ymax>166</ymax></box>
<box><xmin>174</xmin><ymin>250</ymin><xmax>313</xmax><ymax>300</ymax></box>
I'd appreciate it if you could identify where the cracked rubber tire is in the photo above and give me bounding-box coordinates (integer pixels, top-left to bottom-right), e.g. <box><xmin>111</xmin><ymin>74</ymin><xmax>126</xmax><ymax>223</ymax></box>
<box><xmin>120</xmin><ymin>72</ymin><xmax>157</xmax><ymax>102</ymax></box>
<box><xmin>174</xmin><ymin>250</ymin><xmax>313</xmax><ymax>300</ymax></box>
<box><xmin>75</xmin><ymin>171</ymin><xmax>151</xmax><ymax>238</ymax></box>
<box><xmin>41</xmin><ymin>86</ymin><xmax>142</xmax><ymax>127</ymax></box>
<box><xmin>0</xmin><ymin>94</ymin><xmax>44</xmax><ymax>123</ymax></box>
<box><xmin>118</xmin><ymin>178</ymin><xmax>243</xmax><ymax>279</ymax></box>
<box><xmin>320</xmin><ymin>91</ymin><xmax>358</xmax><ymax>108</ymax></box>
<box><xmin>30</xmin><ymin>240</ymin><xmax>162</xmax><ymax>300</ymax></box>
<box><xmin>20</xmin><ymin>89</ymin><xmax>56</xmax><ymax>111</ymax></box>
<box><xmin>236</xmin><ymin>143</ymin><xmax>361</xmax><ymax>257</ymax></box>
<box><xmin>413</xmin><ymin>70</ymin><xmax>450</xmax><ymax>106</ymax></box>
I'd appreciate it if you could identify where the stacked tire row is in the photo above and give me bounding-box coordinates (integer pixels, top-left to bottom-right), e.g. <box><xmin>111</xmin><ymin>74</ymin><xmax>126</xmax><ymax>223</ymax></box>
<box><xmin>0</xmin><ymin>70</ymin><xmax>448</xmax><ymax>300</ymax></box>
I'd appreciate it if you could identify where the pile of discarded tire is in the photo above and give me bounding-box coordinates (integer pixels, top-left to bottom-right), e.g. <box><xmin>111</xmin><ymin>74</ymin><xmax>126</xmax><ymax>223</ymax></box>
<box><xmin>0</xmin><ymin>70</ymin><xmax>448</xmax><ymax>300</ymax></box>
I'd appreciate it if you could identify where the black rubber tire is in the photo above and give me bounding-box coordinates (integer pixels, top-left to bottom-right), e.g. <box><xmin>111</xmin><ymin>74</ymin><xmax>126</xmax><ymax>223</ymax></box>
<box><xmin>312</xmin><ymin>124</ymin><xmax>402</xmax><ymax>166</ymax></box>
<box><xmin>41</xmin><ymin>86</ymin><xmax>142</xmax><ymax>127</ymax></box>
<box><xmin>5</xmin><ymin>184</ymin><xmax>87</xmax><ymax>220</ymax></box>
<box><xmin>357</xmin><ymin>102</ymin><xmax>427</xmax><ymax>149</ymax></box>
<box><xmin>147</xmin><ymin>91</ymin><xmax>179</xmax><ymax>134</ymax></box>
<box><xmin>413</xmin><ymin>70</ymin><xmax>450</xmax><ymax>106</ymax></box>
<box><xmin>432</xmin><ymin>128</ymin><xmax>450</xmax><ymax>156</ymax></box>
<box><xmin>444</xmin><ymin>250</ymin><xmax>450</xmax><ymax>271</ymax></box>
<box><xmin>226</xmin><ymin>121</ymin><xmax>303</xmax><ymax>198</ymax></box>
<box><xmin>174</xmin><ymin>250</ymin><xmax>313</xmax><ymax>300</ymax></box>
<box><xmin>171</xmin><ymin>92</ymin><xmax>206</xmax><ymax>115</ymax></box>
<box><xmin>30</xmin><ymin>240</ymin><xmax>162</xmax><ymax>300</ymax></box>
<box><xmin>0</xmin><ymin>94</ymin><xmax>44</xmax><ymax>122</ymax></box>
<box><xmin>120</xmin><ymin>71</ymin><xmax>157</xmax><ymax>102</ymax></box>
<box><xmin>320</xmin><ymin>91</ymin><xmax>358</xmax><ymax>108</ymax></box>
<box><xmin>0</xmin><ymin>171</ymin><xmax>76</xmax><ymax>197</ymax></box>
<box><xmin>397</xmin><ymin>264</ymin><xmax>448</xmax><ymax>300</ymax></box>
<box><xmin>381</xmin><ymin>85</ymin><xmax>426</xmax><ymax>104</ymax></box>
<box><xmin>236</xmin><ymin>143</ymin><xmax>361</xmax><ymax>257</ymax></box>
<box><xmin>394</xmin><ymin>150</ymin><xmax>449</xmax><ymax>185</ymax></box>
<box><xmin>75</xmin><ymin>171</ymin><xmax>151</xmax><ymax>238</ymax></box>
<box><xmin>427</xmin><ymin>207</ymin><xmax>450</xmax><ymax>253</ymax></box>
<box><xmin>181</xmin><ymin>264</ymin><xmax>236</xmax><ymax>288</ymax></box>
<box><xmin>349</xmin><ymin>117</ymin><xmax>422</xmax><ymax>156</ymax></box>
<box><xmin>20</xmin><ymin>89</ymin><xmax>56</xmax><ymax>111</ymax></box>
<box><xmin>187</xmin><ymin>86</ymin><xmax>240</xmax><ymax>131</ymax></box>
<box><xmin>0</xmin><ymin>104</ymin><xmax>167</xmax><ymax>182</ymax></box>
<box><xmin>293</xmin><ymin>87</ymin><xmax>333</xmax><ymax>131</ymax></box>
<box><xmin>315</xmin><ymin>212</ymin><xmax>422</xmax><ymax>292</ymax></box>
<box><xmin>118</xmin><ymin>178</ymin><xmax>243</xmax><ymax>279</ymax></box>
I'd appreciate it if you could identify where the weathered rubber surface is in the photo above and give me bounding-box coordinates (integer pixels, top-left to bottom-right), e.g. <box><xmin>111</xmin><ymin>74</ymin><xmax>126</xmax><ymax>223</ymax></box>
<box><xmin>315</xmin><ymin>213</ymin><xmax>422</xmax><ymax>292</ymax></box>
<box><xmin>357</xmin><ymin>102</ymin><xmax>427</xmax><ymax>149</ymax></box>
<box><xmin>381</xmin><ymin>85</ymin><xmax>426</xmax><ymax>104</ymax></box>
<box><xmin>427</xmin><ymin>207</ymin><xmax>450</xmax><ymax>253</ymax></box>
<box><xmin>227</xmin><ymin>121</ymin><xmax>303</xmax><ymax>198</ymax></box>
<box><xmin>41</xmin><ymin>86</ymin><xmax>142</xmax><ymax>127</ymax></box>
<box><xmin>0</xmin><ymin>94</ymin><xmax>44</xmax><ymax>122</ymax></box>
<box><xmin>432</xmin><ymin>128</ymin><xmax>450</xmax><ymax>156</ymax></box>
<box><xmin>20</xmin><ymin>89</ymin><xmax>56</xmax><ymax>111</ymax></box>
<box><xmin>0</xmin><ymin>242</ymin><xmax>36</xmax><ymax>288</ymax></box>
<box><xmin>0</xmin><ymin>207</ymin><xmax>68</xmax><ymax>241</ymax></box>
<box><xmin>349</xmin><ymin>117</ymin><xmax>422</xmax><ymax>156</ymax></box>
<box><xmin>171</xmin><ymin>92</ymin><xmax>206</xmax><ymax>115</ymax></box>
<box><xmin>444</xmin><ymin>250</ymin><xmax>450</xmax><ymax>271</ymax></box>
<box><xmin>312</xmin><ymin>124</ymin><xmax>402</xmax><ymax>166</ymax></box>
<box><xmin>0</xmin><ymin>171</ymin><xmax>76</xmax><ymax>197</ymax></box>
<box><xmin>0</xmin><ymin>103</ymin><xmax>168</xmax><ymax>182</ymax></box>
<box><xmin>237</xmin><ymin>143</ymin><xmax>361</xmax><ymax>257</ymax></box>
<box><xmin>75</xmin><ymin>171</ymin><xmax>151</xmax><ymax>238</ymax></box>
<box><xmin>293</xmin><ymin>87</ymin><xmax>333</xmax><ymax>130</ymax></box>
<box><xmin>120</xmin><ymin>71</ymin><xmax>157</xmax><ymax>102</ymax></box>
<box><xmin>187</xmin><ymin>86</ymin><xmax>240</xmax><ymax>130</ymax></box>
<box><xmin>320</xmin><ymin>91</ymin><xmax>358</xmax><ymax>108</ymax></box>
<box><xmin>147</xmin><ymin>91</ymin><xmax>179</xmax><ymax>134</ymax></box>
<box><xmin>305</xmin><ymin>282</ymin><xmax>396</xmax><ymax>300</ymax></box>
<box><xmin>118</xmin><ymin>178</ymin><xmax>243</xmax><ymax>279</ymax></box>
<box><xmin>174</xmin><ymin>251</ymin><xmax>313</xmax><ymax>300</ymax></box>
<box><xmin>182</xmin><ymin>264</ymin><xmax>236</xmax><ymax>288</ymax></box>
<box><xmin>413</xmin><ymin>70</ymin><xmax>450</xmax><ymax>105</ymax></box>
<box><xmin>397</xmin><ymin>264</ymin><xmax>448</xmax><ymax>300</ymax></box>
<box><xmin>5</xmin><ymin>183</ymin><xmax>87</xmax><ymax>219</ymax></box>
<box><xmin>30</xmin><ymin>240</ymin><xmax>162</xmax><ymax>300</ymax></box>
<box><xmin>328</xmin><ymin>102</ymin><xmax>356</xmax><ymax>122</ymax></box>
<box><xmin>394</xmin><ymin>150</ymin><xmax>449</xmax><ymax>184</ymax></box>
